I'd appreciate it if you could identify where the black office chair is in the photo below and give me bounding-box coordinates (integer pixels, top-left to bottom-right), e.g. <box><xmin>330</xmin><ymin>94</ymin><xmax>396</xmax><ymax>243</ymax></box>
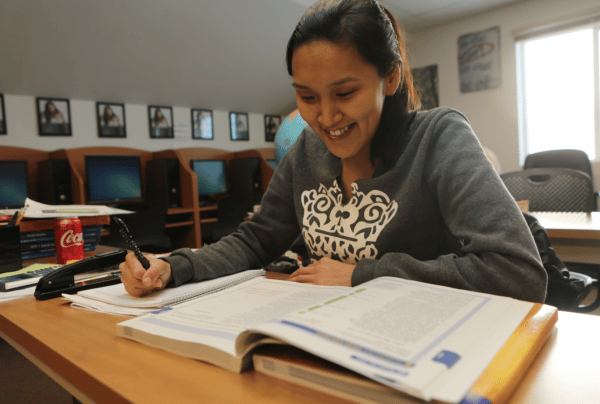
<box><xmin>524</xmin><ymin>149</ymin><xmax>598</xmax><ymax>209</ymax></box>
<box><xmin>503</xmin><ymin>173</ymin><xmax>599</xmax><ymax>312</ymax></box>
<box><xmin>524</xmin><ymin>212</ymin><xmax>600</xmax><ymax>313</ymax></box>
<box><xmin>524</xmin><ymin>149</ymin><xmax>592</xmax><ymax>176</ymax></box>
<box><xmin>500</xmin><ymin>168</ymin><xmax>595</xmax><ymax>212</ymax></box>
<box><xmin>211</xmin><ymin>194</ymin><xmax>263</xmax><ymax>243</ymax></box>
<box><xmin>100</xmin><ymin>200</ymin><xmax>172</xmax><ymax>254</ymax></box>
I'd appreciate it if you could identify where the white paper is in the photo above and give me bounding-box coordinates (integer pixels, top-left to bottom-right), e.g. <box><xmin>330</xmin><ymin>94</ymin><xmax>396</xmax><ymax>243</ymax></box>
<box><xmin>17</xmin><ymin>198</ymin><xmax>133</xmax><ymax>218</ymax></box>
<box><xmin>65</xmin><ymin>294</ymin><xmax>155</xmax><ymax>316</ymax></box>
<box><xmin>0</xmin><ymin>286</ymin><xmax>36</xmax><ymax>302</ymax></box>
<box><xmin>63</xmin><ymin>269</ymin><xmax>266</xmax><ymax>311</ymax></box>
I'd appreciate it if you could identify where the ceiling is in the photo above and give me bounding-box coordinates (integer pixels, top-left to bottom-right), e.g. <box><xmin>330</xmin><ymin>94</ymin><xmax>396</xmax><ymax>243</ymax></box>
<box><xmin>0</xmin><ymin>0</ymin><xmax>525</xmax><ymax>116</ymax></box>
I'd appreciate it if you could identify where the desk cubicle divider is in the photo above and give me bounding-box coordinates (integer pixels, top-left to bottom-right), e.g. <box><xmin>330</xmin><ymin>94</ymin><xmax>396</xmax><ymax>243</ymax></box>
<box><xmin>49</xmin><ymin>147</ymin><xmax>181</xmax><ymax>251</ymax></box>
<box><xmin>5</xmin><ymin>146</ymin><xmax>278</xmax><ymax>251</ymax></box>
<box><xmin>153</xmin><ymin>147</ymin><xmax>276</xmax><ymax>249</ymax></box>
<box><xmin>154</xmin><ymin>148</ymin><xmax>237</xmax><ymax>249</ymax></box>
<box><xmin>233</xmin><ymin>148</ymin><xmax>275</xmax><ymax>195</ymax></box>
<box><xmin>0</xmin><ymin>145</ymin><xmax>276</xmax><ymax>252</ymax></box>
<box><xmin>50</xmin><ymin>146</ymin><xmax>194</xmax><ymax>250</ymax></box>
<box><xmin>50</xmin><ymin>147</ymin><xmax>153</xmax><ymax>205</ymax></box>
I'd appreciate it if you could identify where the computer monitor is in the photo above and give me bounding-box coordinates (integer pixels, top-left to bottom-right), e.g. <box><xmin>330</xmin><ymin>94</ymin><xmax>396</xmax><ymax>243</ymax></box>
<box><xmin>0</xmin><ymin>160</ymin><xmax>29</xmax><ymax>209</ymax></box>
<box><xmin>190</xmin><ymin>159</ymin><xmax>228</xmax><ymax>198</ymax></box>
<box><xmin>267</xmin><ymin>159</ymin><xmax>277</xmax><ymax>169</ymax></box>
<box><xmin>85</xmin><ymin>155</ymin><xmax>144</xmax><ymax>205</ymax></box>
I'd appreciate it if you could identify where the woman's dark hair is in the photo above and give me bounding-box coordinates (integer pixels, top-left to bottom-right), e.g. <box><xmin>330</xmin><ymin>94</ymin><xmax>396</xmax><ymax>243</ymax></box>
<box><xmin>43</xmin><ymin>101</ymin><xmax>59</xmax><ymax>123</ymax></box>
<box><xmin>153</xmin><ymin>109</ymin><xmax>164</xmax><ymax>124</ymax></box>
<box><xmin>102</xmin><ymin>106</ymin><xmax>114</xmax><ymax>125</ymax></box>
<box><xmin>286</xmin><ymin>0</ymin><xmax>420</xmax><ymax>163</ymax></box>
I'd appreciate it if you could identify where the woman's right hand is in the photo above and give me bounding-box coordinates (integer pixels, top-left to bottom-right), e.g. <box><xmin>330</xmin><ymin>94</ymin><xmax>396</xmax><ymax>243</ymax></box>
<box><xmin>119</xmin><ymin>252</ymin><xmax>173</xmax><ymax>297</ymax></box>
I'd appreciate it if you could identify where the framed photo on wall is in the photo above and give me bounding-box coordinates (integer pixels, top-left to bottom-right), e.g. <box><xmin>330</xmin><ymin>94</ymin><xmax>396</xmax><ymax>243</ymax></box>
<box><xmin>191</xmin><ymin>109</ymin><xmax>213</xmax><ymax>140</ymax></box>
<box><xmin>36</xmin><ymin>97</ymin><xmax>72</xmax><ymax>136</ymax></box>
<box><xmin>411</xmin><ymin>65</ymin><xmax>439</xmax><ymax>110</ymax></box>
<box><xmin>0</xmin><ymin>93</ymin><xmax>6</xmax><ymax>135</ymax></box>
<box><xmin>148</xmin><ymin>105</ymin><xmax>174</xmax><ymax>138</ymax></box>
<box><xmin>96</xmin><ymin>102</ymin><xmax>126</xmax><ymax>138</ymax></box>
<box><xmin>230</xmin><ymin>112</ymin><xmax>249</xmax><ymax>141</ymax></box>
<box><xmin>264</xmin><ymin>114</ymin><xmax>281</xmax><ymax>142</ymax></box>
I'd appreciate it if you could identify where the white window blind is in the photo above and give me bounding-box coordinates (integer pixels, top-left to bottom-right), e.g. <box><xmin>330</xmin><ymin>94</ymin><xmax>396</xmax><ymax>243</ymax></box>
<box><xmin>516</xmin><ymin>18</ymin><xmax>600</xmax><ymax>164</ymax></box>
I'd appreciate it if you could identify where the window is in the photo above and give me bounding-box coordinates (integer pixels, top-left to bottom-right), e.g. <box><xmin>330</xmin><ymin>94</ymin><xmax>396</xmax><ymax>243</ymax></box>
<box><xmin>516</xmin><ymin>21</ymin><xmax>599</xmax><ymax>164</ymax></box>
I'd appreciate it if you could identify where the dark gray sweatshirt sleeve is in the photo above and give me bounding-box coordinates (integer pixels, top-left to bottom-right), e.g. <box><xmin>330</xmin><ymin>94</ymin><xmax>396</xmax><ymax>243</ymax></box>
<box><xmin>352</xmin><ymin>111</ymin><xmax>547</xmax><ymax>303</ymax></box>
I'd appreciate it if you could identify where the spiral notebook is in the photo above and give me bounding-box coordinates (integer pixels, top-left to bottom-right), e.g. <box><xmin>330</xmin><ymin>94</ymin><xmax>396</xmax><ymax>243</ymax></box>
<box><xmin>62</xmin><ymin>269</ymin><xmax>265</xmax><ymax>316</ymax></box>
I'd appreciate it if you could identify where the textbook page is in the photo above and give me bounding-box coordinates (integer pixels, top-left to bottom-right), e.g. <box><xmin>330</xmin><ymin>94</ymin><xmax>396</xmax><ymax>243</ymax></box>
<box><xmin>64</xmin><ymin>269</ymin><xmax>265</xmax><ymax>311</ymax></box>
<box><xmin>238</xmin><ymin>277</ymin><xmax>533</xmax><ymax>402</ymax></box>
<box><xmin>117</xmin><ymin>278</ymin><xmax>347</xmax><ymax>367</ymax></box>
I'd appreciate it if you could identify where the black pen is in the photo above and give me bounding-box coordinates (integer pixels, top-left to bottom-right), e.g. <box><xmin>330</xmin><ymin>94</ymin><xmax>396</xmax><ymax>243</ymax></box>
<box><xmin>112</xmin><ymin>217</ymin><xmax>151</xmax><ymax>269</ymax></box>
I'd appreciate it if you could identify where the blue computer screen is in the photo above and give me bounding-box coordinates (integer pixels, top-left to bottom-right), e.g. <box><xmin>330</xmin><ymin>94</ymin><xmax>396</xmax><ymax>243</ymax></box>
<box><xmin>0</xmin><ymin>160</ymin><xmax>29</xmax><ymax>208</ymax></box>
<box><xmin>85</xmin><ymin>155</ymin><xmax>143</xmax><ymax>204</ymax></box>
<box><xmin>191</xmin><ymin>159</ymin><xmax>227</xmax><ymax>196</ymax></box>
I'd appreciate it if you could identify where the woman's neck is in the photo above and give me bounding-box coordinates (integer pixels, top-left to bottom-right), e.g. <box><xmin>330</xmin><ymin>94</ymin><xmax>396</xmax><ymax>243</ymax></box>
<box><xmin>340</xmin><ymin>154</ymin><xmax>376</xmax><ymax>203</ymax></box>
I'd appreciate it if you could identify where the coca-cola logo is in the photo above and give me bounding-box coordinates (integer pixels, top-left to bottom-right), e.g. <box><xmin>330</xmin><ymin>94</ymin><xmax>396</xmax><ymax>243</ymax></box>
<box><xmin>60</xmin><ymin>230</ymin><xmax>84</xmax><ymax>248</ymax></box>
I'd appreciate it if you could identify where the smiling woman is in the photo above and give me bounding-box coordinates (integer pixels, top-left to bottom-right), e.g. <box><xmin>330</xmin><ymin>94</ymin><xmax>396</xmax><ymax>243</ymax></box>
<box><xmin>119</xmin><ymin>0</ymin><xmax>548</xmax><ymax>306</ymax></box>
<box><xmin>291</xmin><ymin>40</ymin><xmax>399</xmax><ymax>201</ymax></box>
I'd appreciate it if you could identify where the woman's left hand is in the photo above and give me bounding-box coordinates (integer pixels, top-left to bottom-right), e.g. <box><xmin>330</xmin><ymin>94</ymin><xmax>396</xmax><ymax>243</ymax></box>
<box><xmin>288</xmin><ymin>257</ymin><xmax>354</xmax><ymax>286</ymax></box>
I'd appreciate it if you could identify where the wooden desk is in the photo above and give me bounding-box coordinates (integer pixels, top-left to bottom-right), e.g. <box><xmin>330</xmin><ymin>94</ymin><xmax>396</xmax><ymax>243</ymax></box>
<box><xmin>1</xmin><ymin>284</ymin><xmax>599</xmax><ymax>403</ymax></box>
<box><xmin>531</xmin><ymin>211</ymin><xmax>600</xmax><ymax>264</ymax></box>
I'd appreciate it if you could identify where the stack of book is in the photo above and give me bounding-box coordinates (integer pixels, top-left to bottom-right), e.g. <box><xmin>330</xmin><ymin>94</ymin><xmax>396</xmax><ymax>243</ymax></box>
<box><xmin>19</xmin><ymin>215</ymin><xmax>110</xmax><ymax>265</ymax></box>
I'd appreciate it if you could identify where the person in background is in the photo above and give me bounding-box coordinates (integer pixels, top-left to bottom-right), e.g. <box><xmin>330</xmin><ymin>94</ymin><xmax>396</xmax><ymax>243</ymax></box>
<box><xmin>120</xmin><ymin>0</ymin><xmax>547</xmax><ymax>303</ymax></box>
<box><xmin>152</xmin><ymin>108</ymin><xmax>169</xmax><ymax>128</ymax></box>
<box><xmin>101</xmin><ymin>105</ymin><xmax>121</xmax><ymax>127</ymax></box>
<box><xmin>42</xmin><ymin>101</ymin><xmax>66</xmax><ymax>124</ymax></box>
<box><xmin>235</xmin><ymin>114</ymin><xmax>248</xmax><ymax>138</ymax></box>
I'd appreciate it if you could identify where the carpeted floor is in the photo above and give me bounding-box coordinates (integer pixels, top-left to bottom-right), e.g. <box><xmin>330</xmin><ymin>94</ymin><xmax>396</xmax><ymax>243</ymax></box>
<box><xmin>0</xmin><ymin>337</ymin><xmax>72</xmax><ymax>404</ymax></box>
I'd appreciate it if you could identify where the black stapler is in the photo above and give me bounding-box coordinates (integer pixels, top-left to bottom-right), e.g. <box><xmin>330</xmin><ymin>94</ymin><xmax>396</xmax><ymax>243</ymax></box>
<box><xmin>34</xmin><ymin>249</ymin><xmax>127</xmax><ymax>300</ymax></box>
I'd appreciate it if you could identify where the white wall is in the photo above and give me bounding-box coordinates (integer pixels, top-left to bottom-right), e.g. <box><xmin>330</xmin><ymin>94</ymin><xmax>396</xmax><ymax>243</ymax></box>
<box><xmin>406</xmin><ymin>0</ymin><xmax>600</xmax><ymax>188</ymax></box>
<box><xmin>1</xmin><ymin>94</ymin><xmax>278</xmax><ymax>152</ymax></box>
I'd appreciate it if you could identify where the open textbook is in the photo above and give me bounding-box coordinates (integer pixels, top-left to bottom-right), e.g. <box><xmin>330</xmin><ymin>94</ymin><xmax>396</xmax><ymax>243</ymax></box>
<box><xmin>116</xmin><ymin>276</ymin><xmax>556</xmax><ymax>403</ymax></box>
<box><xmin>252</xmin><ymin>304</ymin><xmax>558</xmax><ymax>404</ymax></box>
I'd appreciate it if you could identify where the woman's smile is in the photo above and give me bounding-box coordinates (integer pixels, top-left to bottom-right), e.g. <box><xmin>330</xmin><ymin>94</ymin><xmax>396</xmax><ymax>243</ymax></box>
<box><xmin>324</xmin><ymin>122</ymin><xmax>355</xmax><ymax>138</ymax></box>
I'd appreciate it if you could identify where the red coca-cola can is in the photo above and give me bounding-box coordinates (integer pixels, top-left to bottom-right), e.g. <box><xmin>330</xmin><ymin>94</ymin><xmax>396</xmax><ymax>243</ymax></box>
<box><xmin>55</xmin><ymin>217</ymin><xmax>85</xmax><ymax>264</ymax></box>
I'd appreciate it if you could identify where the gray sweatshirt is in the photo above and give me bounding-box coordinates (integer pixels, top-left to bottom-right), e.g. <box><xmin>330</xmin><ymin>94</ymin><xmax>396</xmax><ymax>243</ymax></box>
<box><xmin>164</xmin><ymin>107</ymin><xmax>547</xmax><ymax>303</ymax></box>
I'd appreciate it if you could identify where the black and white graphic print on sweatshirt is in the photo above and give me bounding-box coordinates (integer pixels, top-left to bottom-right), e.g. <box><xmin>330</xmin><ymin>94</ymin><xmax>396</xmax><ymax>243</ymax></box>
<box><xmin>301</xmin><ymin>180</ymin><xmax>398</xmax><ymax>264</ymax></box>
